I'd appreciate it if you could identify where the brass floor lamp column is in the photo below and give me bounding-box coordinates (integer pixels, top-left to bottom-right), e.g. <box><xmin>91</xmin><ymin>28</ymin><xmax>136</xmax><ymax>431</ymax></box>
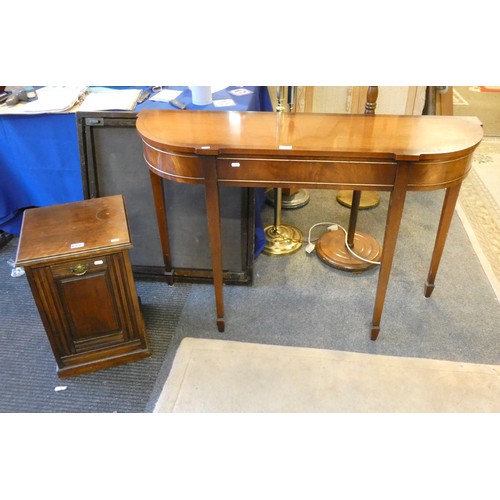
<box><xmin>262</xmin><ymin>86</ymin><xmax>303</xmax><ymax>256</ymax></box>
<box><xmin>265</xmin><ymin>86</ymin><xmax>310</xmax><ymax>210</ymax></box>
<box><xmin>263</xmin><ymin>186</ymin><xmax>303</xmax><ymax>255</ymax></box>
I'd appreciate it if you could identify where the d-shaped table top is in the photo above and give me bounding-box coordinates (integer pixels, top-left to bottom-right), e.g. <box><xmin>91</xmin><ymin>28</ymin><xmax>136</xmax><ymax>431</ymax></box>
<box><xmin>137</xmin><ymin>110</ymin><xmax>483</xmax><ymax>161</ymax></box>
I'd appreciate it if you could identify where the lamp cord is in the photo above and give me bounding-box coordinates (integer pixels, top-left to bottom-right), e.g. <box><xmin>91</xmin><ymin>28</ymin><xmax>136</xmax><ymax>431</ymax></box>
<box><xmin>305</xmin><ymin>222</ymin><xmax>381</xmax><ymax>266</ymax></box>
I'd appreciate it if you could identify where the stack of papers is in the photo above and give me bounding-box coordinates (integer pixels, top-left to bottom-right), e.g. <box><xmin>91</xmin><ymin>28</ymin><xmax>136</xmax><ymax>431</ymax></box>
<box><xmin>150</xmin><ymin>89</ymin><xmax>183</xmax><ymax>102</ymax></box>
<box><xmin>0</xmin><ymin>87</ymin><xmax>144</xmax><ymax>114</ymax></box>
<box><xmin>78</xmin><ymin>88</ymin><xmax>142</xmax><ymax>111</ymax></box>
<box><xmin>0</xmin><ymin>86</ymin><xmax>87</xmax><ymax>114</ymax></box>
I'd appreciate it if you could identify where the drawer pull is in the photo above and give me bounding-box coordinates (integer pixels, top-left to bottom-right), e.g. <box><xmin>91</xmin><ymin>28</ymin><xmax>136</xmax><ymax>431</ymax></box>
<box><xmin>70</xmin><ymin>263</ymin><xmax>89</xmax><ymax>276</ymax></box>
<box><xmin>231</xmin><ymin>162</ymin><xmax>241</xmax><ymax>167</ymax></box>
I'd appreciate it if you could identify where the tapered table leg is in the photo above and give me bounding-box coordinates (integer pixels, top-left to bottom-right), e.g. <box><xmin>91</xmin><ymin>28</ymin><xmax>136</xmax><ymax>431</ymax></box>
<box><xmin>149</xmin><ymin>170</ymin><xmax>173</xmax><ymax>285</ymax></box>
<box><xmin>424</xmin><ymin>183</ymin><xmax>462</xmax><ymax>297</ymax></box>
<box><xmin>204</xmin><ymin>159</ymin><xmax>225</xmax><ymax>332</ymax></box>
<box><xmin>371</xmin><ymin>163</ymin><xmax>410</xmax><ymax>340</ymax></box>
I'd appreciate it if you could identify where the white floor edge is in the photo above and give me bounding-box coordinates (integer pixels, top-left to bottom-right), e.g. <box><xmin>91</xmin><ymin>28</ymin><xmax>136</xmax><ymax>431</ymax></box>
<box><xmin>456</xmin><ymin>201</ymin><xmax>500</xmax><ymax>302</ymax></box>
<box><xmin>154</xmin><ymin>338</ymin><xmax>500</xmax><ymax>413</ymax></box>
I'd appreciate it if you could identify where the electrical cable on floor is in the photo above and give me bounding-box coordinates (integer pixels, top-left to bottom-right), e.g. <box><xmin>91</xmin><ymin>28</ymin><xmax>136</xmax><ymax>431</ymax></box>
<box><xmin>305</xmin><ymin>222</ymin><xmax>381</xmax><ymax>265</ymax></box>
<box><xmin>305</xmin><ymin>222</ymin><xmax>335</xmax><ymax>252</ymax></box>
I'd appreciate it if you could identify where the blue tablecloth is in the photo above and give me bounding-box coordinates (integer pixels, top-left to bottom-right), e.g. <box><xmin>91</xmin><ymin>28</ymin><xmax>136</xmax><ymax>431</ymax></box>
<box><xmin>0</xmin><ymin>86</ymin><xmax>272</xmax><ymax>255</ymax></box>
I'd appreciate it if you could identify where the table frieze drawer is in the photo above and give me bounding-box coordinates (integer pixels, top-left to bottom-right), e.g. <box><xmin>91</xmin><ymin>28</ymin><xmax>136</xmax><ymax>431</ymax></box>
<box><xmin>217</xmin><ymin>158</ymin><xmax>397</xmax><ymax>188</ymax></box>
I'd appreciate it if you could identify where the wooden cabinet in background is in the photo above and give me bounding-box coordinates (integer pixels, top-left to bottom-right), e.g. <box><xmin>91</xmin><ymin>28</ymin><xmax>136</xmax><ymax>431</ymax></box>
<box><xmin>15</xmin><ymin>195</ymin><xmax>150</xmax><ymax>377</ymax></box>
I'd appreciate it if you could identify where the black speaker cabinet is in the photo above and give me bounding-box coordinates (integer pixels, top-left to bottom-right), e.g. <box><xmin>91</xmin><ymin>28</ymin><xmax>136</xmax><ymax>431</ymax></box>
<box><xmin>77</xmin><ymin>112</ymin><xmax>254</xmax><ymax>285</ymax></box>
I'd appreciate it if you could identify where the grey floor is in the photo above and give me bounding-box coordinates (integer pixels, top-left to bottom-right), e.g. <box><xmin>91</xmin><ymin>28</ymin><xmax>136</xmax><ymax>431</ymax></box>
<box><xmin>3</xmin><ymin>183</ymin><xmax>498</xmax><ymax>414</ymax></box>
<box><xmin>0</xmin><ymin>234</ymin><xmax>191</xmax><ymax>413</ymax></box>
<box><xmin>144</xmin><ymin>186</ymin><xmax>500</xmax><ymax>410</ymax></box>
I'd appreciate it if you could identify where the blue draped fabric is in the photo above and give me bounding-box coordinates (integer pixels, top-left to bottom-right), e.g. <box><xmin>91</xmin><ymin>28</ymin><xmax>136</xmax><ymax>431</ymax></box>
<box><xmin>0</xmin><ymin>86</ymin><xmax>272</xmax><ymax>257</ymax></box>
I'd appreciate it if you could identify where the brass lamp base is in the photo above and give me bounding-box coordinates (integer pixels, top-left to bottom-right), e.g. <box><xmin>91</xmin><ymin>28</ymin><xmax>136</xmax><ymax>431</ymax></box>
<box><xmin>336</xmin><ymin>190</ymin><xmax>380</xmax><ymax>210</ymax></box>
<box><xmin>266</xmin><ymin>189</ymin><xmax>310</xmax><ymax>209</ymax></box>
<box><xmin>315</xmin><ymin>229</ymin><xmax>382</xmax><ymax>272</ymax></box>
<box><xmin>262</xmin><ymin>224</ymin><xmax>303</xmax><ymax>255</ymax></box>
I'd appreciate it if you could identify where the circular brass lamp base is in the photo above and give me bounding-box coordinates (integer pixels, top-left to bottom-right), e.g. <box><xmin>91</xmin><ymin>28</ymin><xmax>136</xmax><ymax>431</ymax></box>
<box><xmin>336</xmin><ymin>190</ymin><xmax>380</xmax><ymax>210</ymax></box>
<box><xmin>262</xmin><ymin>224</ymin><xmax>303</xmax><ymax>255</ymax></box>
<box><xmin>266</xmin><ymin>189</ymin><xmax>310</xmax><ymax>209</ymax></box>
<box><xmin>316</xmin><ymin>229</ymin><xmax>382</xmax><ymax>272</ymax></box>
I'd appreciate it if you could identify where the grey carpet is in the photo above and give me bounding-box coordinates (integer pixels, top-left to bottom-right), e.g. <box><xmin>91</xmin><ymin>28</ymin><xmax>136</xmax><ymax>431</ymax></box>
<box><xmin>0</xmin><ymin>235</ymin><xmax>191</xmax><ymax>413</ymax></box>
<box><xmin>145</xmin><ymin>188</ymin><xmax>500</xmax><ymax>411</ymax></box>
<box><xmin>1</xmin><ymin>187</ymin><xmax>499</xmax><ymax>412</ymax></box>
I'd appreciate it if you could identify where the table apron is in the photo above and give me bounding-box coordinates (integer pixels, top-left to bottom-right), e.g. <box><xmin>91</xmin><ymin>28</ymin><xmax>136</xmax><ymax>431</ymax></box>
<box><xmin>143</xmin><ymin>146</ymin><xmax>206</xmax><ymax>184</ymax></box>
<box><xmin>407</xmin><ymin>154</ymin><xmax>473</xmax><ymax>191</ymax></box>
<box><xmin>142</xmin><ymin>145</ymin><xmax>475</xmax><ymax>192</ymax></box>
